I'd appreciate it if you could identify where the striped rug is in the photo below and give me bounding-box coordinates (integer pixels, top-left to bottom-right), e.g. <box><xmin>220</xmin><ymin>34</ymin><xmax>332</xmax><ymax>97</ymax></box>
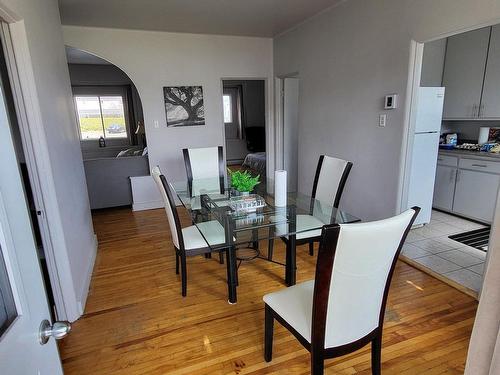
<box><xmin>449</xmin><ymin>227</ymin><xmax>490</xmax><ymax>252</ymax></box>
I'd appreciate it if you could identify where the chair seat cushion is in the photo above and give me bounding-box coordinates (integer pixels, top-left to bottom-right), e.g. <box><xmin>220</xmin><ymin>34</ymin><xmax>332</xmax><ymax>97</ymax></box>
<box><xmin>182</xmin><ymin>220</ymin><xmax>225</xmax><ymax>250</ymax></box>
<box><xmin>294</xmin><ymin>214</ymin><xmax>324</xmax><ymax>240</ymax></box>
<box><xmin>264</xmin><ymin>279</ymin><xmax>365</xmax><ymax>348</ymax></box>
<box><xmin>263</xmin><ymin>280</ymin><xmax>315</xmax><ymax>343</ymax></box>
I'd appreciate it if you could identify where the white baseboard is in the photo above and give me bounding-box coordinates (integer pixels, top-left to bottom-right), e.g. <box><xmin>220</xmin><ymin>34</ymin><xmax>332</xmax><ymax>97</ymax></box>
<box><xmin>133</xmin><ymin>200</ymin><xmax>163</xmax><ymax>211</ymax></box>
<box><xmin>77</xmin><ymin>233</ymin><xmax>98</xmax><ymax>315</ymax></box>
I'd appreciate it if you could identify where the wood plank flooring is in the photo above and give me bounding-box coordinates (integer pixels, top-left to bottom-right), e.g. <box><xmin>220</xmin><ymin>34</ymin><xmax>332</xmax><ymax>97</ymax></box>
<box><xmin>59</xmin><ymin>207</ymin><xmax>478</xmax><ymax>374</ymax></box>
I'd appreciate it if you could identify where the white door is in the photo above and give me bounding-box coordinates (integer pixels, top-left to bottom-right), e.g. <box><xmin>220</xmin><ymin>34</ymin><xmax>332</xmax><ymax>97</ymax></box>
<box><xmin>407</xmin><ymin>132</ymin><xmax>441</xmax><ymax>225</ymax></box>
<box><xmin>283</xmin><ymin>78</ymin><xmax>299</xmax><ymax>192</ymax></box>
<box><xmin>0</xmin><ymin>70</ymin><xmax>65</xmax><ymax>373</ymax></box>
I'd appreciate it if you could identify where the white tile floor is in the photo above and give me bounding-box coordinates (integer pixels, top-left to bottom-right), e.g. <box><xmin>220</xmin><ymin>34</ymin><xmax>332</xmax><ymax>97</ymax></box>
<box><xmin>402</xmin><ymin>210</ymin><xmax>488</xmax><ymax>293</ymax></box>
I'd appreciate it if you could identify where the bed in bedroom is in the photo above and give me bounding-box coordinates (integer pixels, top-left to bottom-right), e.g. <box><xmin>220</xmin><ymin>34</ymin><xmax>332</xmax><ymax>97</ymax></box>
<box><xmin>242</xmin><ymin>152</ymin><xmax>266</xmax><ymax>178</ymax></box>
<box><xmin>241</xmin><ymin>127</ymin><xmax>266</xmax><ymax>178</ymax></box>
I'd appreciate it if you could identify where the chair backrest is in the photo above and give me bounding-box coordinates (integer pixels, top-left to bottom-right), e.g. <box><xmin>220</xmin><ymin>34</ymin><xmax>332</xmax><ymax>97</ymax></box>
<box><xmin>312</xmin><ymin>207</ymin><xmax>420</xmax><ymax>349</ymax></box>
<box><xmin>151</xmin><ymin>166</ymin><xmax>183</xmax><ymax>250</ymax></box>
<box><xmin>312</xmin><ymin>155</ymin><xmax>352</xmax><ymax>208</ymax></box>
<box><xmin>183</xmin><ymin>146</ymin><xmax>225</xmax><ymax>196</ymax></box>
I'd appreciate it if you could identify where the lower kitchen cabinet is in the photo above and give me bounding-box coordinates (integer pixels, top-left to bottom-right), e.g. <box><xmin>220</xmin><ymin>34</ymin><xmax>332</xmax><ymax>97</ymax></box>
<box><xmin>453</xmin><ymin>169</ymin><xmax>500</xmax><ymax>222</ymax></box>
<box><xmin>433</xmin><ymin>165</ymin><xmax>457</xmax><ymax>211</ymax></box>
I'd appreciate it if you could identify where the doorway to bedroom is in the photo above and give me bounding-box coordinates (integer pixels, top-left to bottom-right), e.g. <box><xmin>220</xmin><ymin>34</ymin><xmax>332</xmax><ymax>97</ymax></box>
<box><xmin>222</xmin><ymin>79</ymin><xmax>267</xmax><ymax>192</ymax></box>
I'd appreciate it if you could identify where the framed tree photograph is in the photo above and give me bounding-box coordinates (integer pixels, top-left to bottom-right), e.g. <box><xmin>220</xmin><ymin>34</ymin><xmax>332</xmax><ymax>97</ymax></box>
<box><xmin>163</xmin><ymin>86</ymin><xmax>205</xmax><ymax>127</ymax></box>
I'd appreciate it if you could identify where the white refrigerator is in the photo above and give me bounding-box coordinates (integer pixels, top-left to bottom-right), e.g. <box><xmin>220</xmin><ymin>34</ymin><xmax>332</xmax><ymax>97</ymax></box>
<box><xmin>406</xmin><ymin>87</ymin><xmax>445</xmax><ymax>225</ymax></box>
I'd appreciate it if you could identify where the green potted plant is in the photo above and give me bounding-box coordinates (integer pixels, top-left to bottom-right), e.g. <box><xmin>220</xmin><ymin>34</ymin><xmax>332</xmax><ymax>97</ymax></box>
<box><xmin>229</xmin><ymin>170</ymin><xmax>260</xmax><ymax>195</ymax></box>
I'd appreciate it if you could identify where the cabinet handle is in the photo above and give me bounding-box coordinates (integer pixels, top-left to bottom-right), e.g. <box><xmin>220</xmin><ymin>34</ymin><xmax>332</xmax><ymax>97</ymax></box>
<box><xmin>471</xmin><ymin>164</ymin><xmax>487</xmax><ymax>168</ymax></box>
<box><xmin>451</xmin><ymin>169</ymin><xmax>456</xmax><ymax>182</ymax></box>
<box><xmin>472</xmin><ymin>104</ymin><xmax>478</xmax><ymax>117</ymax></box>
<box><xmin>456</xmin><ymin>169</ymin><xmax>460</xmax><ymax>182</ymax></box>
<box><xmin>479</xmin><ymin>104</ymin><xmax>485</xmax><ymax>117</ymax></box>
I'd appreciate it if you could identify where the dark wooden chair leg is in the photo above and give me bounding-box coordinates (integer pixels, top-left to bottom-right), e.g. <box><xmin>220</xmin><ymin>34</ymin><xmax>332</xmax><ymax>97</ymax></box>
<box><xmin>264</xmin><ymin>304</ymin><xmax>274</xmax><ymax>362</ymax></box>
<box><xmin>311</xmin><ymin>351</ymin><xmax>324</xmax><ymax>375</ymax></box>
<box><xmin>268</xmin><ymin>238</ymin><xmax>274</xmax><ymax>260</ymax></box>
<box><xmin>204</xmin><ymin>252</ymin><xmax>212</xmax><ymax>259</ymax></box>
<box><xmin>219</xmin><ymin>250</ymin><xmax>224</xmax><ymax>264</ymax></box>
<box><xmin>180</xmin><ymin>254</ymin><xmax>187</xmax><ymax>297</ymax></box>
<box><xmin>309</xmin><ymin>242</ymin><xmax>314</xmax><ymax>256</ymax></box>
<box><xmin>371</xmin><ymin>332</ymin><xmax>382</xmax><ymax>375</ymax></box>
<box><xmin>175</xmin><ymin>253</ymin><xmax>179</xmax><ymax>275</ymax></box>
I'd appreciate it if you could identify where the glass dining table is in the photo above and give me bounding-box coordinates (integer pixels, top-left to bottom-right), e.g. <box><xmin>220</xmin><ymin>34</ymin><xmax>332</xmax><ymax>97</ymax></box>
<box><xmin>171</xmin><ymin>179</ymin><xmax>360</xmax><ymax>304</ymax></box>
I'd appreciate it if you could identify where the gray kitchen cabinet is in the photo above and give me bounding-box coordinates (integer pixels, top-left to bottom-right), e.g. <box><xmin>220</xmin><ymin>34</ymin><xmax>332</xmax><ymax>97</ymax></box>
<box><xmin>433</xmin><ymin>164</ymin><xmax>457</xmax><ymax>211</ymax></box>
<box><xmin>453</xmin><ymin>169</ymin><xmax>500</xmax><ymax>222</ymax></box>
<box><xmin>480</xmin><ymin>25</ymin><xmax>500</xmax><ymax>118</ymax></box>
<box><xmin>442</xmin><ymin>27</ymin><xmax>491</xmax><ymax>119</ymax></box>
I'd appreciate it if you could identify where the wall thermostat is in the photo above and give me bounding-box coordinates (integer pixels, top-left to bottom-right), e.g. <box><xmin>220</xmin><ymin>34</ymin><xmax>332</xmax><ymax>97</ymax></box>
<box><xmin>384</xmin><ymin>94</ymin><xmax>398</xmax><ymax>109</ymax></box>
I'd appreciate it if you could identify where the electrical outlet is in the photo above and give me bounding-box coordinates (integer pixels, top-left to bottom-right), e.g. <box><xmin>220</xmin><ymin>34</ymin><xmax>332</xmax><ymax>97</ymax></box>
<box><xmin>379</xmin><ymin>114</ymin><xmax>386</xmax><ymax>127</ymax></box>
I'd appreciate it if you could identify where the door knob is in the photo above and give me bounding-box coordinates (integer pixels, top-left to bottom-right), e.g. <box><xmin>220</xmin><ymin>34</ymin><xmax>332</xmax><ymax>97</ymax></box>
<box><xmin>39</xmin><ymin>319</ymin><xmax>71</xmax><ymax>345</ymax></box>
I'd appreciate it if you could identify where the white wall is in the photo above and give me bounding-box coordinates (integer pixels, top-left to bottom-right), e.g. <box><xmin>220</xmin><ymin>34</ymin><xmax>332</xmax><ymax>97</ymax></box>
<box><xmin>63</xmin><ymin>26</ymin><xmax>274</xmax><ymax>184</ymax></box>
<box><xmin>1</xmin><ymin>0</ymin><xmax>96</xmax><ymax>320</ymax></box>
<box><xmin>274</xmin><ymin>0</ymin><xmax>500</xmax><ymax>221</ymax></box>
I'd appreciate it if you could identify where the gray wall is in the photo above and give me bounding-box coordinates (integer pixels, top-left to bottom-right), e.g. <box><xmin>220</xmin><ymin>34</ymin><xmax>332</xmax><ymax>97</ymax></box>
<box><xmin>3</xmin><ymin>0</ymin><xmax>96</xmax><ymax>320</ymax></box>
<box><xmin>223</xmin><ymin>79</ymin><xmax>265</xmax><ymax>162</ymax></box>
<box><xmin>421</xmin><ymin>38</ymin><xmax>447</xmax><ymax>87</ymax></box>
<box><xmin>274</xmin><ymin>0</ymin><xmax>500</xmax><ymax>221</ymax></box>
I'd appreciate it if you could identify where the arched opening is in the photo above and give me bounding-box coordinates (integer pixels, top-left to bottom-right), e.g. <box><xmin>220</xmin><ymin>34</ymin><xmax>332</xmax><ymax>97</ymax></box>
<box><xmin>65</xmin><ymin>46</ymin><xmax>149</xmax><ymax>209</ymax></box>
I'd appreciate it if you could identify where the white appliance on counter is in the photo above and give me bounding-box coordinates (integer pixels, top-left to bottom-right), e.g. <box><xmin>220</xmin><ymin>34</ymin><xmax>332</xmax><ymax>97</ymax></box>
<box><xmin>406</xmin><ymin>87</ymin><xmax>445</xmax><ymax>226</ymax></box>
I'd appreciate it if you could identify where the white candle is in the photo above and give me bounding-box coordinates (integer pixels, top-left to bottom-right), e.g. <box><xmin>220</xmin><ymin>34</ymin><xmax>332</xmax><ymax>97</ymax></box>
<box><xmin>274</xmin><ymin>170</ymin><xmax>287</xmax><ymax>207</ymax></box>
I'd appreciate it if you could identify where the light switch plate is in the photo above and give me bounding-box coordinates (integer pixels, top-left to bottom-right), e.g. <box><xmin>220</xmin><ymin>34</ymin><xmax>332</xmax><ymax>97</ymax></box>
<box><xmin>379</xmin><ymin>114</ymin><xmax>387</xmax><ymax>127</ymax></box>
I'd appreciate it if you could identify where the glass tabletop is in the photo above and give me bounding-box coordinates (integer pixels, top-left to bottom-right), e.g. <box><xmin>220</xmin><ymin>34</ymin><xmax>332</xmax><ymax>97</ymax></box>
<box><xmin>171</xmin><ymin>178</ymin><xmax>360</xmax><ymax>250</ymax></box>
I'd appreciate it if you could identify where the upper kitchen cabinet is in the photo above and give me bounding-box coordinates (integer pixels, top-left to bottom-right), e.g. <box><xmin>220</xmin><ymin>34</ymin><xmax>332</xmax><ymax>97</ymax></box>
<box><xmin>442</xmin><ymin>27</ymin><xmax>491</xmax><ymax>119</ymax></box>
<box><xmin>480</xmin><ymin>25</ymin><xmax>500</xmax><ymax>118</ymax></box>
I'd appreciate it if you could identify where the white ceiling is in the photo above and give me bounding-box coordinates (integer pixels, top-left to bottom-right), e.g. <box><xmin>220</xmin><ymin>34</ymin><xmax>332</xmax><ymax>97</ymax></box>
<box><xmin>58</xmin><ymin>0</ymin><xmax>343</xmax><ymax>37</ymax></box>
<box><xmin>65</xmin><ymin>46</ymin><xmax>111</xmax><ymax>64</ymax></box>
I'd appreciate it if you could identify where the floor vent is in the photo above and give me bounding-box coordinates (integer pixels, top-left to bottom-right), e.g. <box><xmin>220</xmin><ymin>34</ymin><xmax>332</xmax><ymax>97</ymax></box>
<box><xmin>449</xmin><ymin>227</ymin><xmax>490</xmax><ymax>252</ymax></box>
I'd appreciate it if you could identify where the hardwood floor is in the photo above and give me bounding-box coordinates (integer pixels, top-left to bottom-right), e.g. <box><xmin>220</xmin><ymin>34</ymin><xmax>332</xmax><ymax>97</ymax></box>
<box><xmin>59</xmin><ymin>207</ymin><xmax>478</xmax><ymax>374</ymax></box>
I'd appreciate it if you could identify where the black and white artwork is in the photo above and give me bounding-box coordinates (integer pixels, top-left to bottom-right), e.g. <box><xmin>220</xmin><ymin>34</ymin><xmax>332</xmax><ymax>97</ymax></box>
<box><xmin>163</xmin><ymin>86</ymin><xmax>205</xmax><ymax>127</ymax></box>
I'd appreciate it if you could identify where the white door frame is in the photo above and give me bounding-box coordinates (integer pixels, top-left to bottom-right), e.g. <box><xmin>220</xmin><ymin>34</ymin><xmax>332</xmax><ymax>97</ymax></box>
<box><xmin>274</xmin><ymin>74</ymin><xmax>299</xmax><ymax>188</ymax></box>
<box><xmin>398</xmin><ymin>20</ymin><xmax>500</xmax><ymax>298</ymax></box>
<box><xmin>0</xmin><ymin>8</ymin><xmax>76</xmax><ymax>320</ymax></box>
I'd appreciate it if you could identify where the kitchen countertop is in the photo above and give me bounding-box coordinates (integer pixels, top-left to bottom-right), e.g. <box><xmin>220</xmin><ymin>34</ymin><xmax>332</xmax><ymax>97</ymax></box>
<box><xmin>438</xmin><ymin>148</ymin><xmax>500</xmax><ymax>160</ymax></box>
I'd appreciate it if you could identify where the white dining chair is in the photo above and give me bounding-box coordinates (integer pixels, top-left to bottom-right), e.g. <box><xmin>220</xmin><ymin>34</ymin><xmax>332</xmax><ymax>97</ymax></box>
<box><xmin>183</xmin><ymin>146</ymin><xmax>226</xmax><ymax>263</ymax></box>
<box><xmin>268</xmin><ymin>155</ymin><xmax>353</xmax><ymax>260</ymax></box>
<box><xmin>183</xmin><ymin>146</ymin><xmax>225</xmax><ymax>196</ymax></box>
<box><xmin>263</xmin><ymin>207</ymin><xmax>420</xmax><ymax>375</ymax></box>
<box><xmin>152</xmin><ymin>166</ymin><xmax>226</xmax><ymax>296</ymax></box>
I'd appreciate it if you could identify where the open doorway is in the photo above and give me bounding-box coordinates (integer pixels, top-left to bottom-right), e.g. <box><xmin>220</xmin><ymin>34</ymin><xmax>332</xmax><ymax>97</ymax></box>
<box><xmin>222</xmin><ymin>79</ymin><xmax>267</xmax><ymax>191</ymax></box>
<box><xmin>65</xmin><ymin>46</ymin><xmax>149</xmax><ymax>210</ymax></box>
<box><xmin>401</xmin><ymin>25</ymin><xmax>500</xmax><ymax>298</ymax></box>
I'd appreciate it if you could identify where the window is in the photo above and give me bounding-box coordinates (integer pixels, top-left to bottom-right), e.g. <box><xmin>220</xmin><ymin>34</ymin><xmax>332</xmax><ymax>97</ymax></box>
<box><xmin>74</xmin><ymin>94</ymin><xmax>128</xmax><ymax>140</ymax></box>
<box><xmin>222</xmin><ymin>87</ymin><xmax>242</xmax><ymax>139</ymax></box>
<box><xmin>223</xmin><ymin>94</ymin><xmax>232</xmax><ymax>123</ymax></box>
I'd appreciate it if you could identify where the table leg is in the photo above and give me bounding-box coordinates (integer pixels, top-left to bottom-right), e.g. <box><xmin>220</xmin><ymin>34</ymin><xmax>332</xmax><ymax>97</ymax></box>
<box><xmin>286</xmin><ymin>205</ymin><xmax>297</xmax><ymax>286</ymax></box>
<box><xmin>286</xmin><ymin>234</ymin><xmax>297</xmax><ymax>286</ymax></box>
<box><xmin>226</xmin><ymin>246</ymin><xmax>237</xmax><ymax>304</ymax></box>
<box><xmin>252</xmin><ymin>228</ymin><xmax>259</xmax><ymax>250</ymax></box>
